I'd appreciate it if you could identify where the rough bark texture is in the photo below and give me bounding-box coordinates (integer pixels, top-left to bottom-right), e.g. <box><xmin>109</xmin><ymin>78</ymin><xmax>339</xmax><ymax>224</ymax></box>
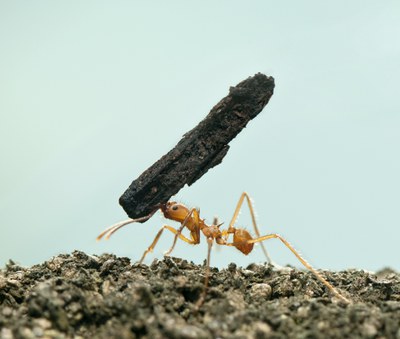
<box><xmin>119</xmin><ymin>73</ymin><xmax>275</xmax><ymax>219</ymax></box>
<box><xmin>1</xmin><ymin>252</ymin><xmax>399</xmax><ymax>338</ymax></box>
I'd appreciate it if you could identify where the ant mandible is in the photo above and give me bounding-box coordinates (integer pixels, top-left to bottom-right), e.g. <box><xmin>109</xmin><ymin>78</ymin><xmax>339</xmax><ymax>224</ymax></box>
<box><xmin>97</xmin><ymin>192</ymin><xmax>349</xmax><ymax>305</ymax></box>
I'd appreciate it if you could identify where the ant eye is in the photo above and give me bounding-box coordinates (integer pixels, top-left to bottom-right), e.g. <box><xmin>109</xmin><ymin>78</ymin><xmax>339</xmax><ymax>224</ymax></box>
<box><xmin>172</xmin><ymin>205</ymin><xmax>179</xmax><ymax>211</ymax></box>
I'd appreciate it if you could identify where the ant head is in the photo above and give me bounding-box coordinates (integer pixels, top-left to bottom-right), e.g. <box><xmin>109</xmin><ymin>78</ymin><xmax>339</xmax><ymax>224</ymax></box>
<box><xmin>161</xmin><ymin>201</ymin><xmax>190</xmax><ymax>222</ymax></box>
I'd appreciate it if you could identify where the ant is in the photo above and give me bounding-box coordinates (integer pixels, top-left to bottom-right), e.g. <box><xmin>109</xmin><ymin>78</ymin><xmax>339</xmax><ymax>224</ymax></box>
<box><xmin>97</xmin><ymin>192</ymin><xmax>349</xmax><ymax>305</ymax></box>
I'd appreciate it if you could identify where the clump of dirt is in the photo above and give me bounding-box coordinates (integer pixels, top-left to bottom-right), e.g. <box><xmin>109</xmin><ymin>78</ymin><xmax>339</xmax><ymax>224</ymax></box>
<box><xmin>1</xmin><ymin>251</ymin><xmax>399</xmax><ymax>338</ymax></box>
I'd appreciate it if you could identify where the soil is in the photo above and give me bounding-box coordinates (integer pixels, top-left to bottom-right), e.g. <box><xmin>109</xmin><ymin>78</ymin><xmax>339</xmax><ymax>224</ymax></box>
<box><xmin>1</xmin><ymin>251</ymin><xmax>399</xmax><ymax>339</ymax></box>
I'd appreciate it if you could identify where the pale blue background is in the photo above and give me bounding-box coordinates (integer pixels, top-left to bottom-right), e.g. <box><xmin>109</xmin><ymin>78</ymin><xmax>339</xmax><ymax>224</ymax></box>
<box><xmin>1</xmin><ymin>1</ymin><xmax>399</xmax><ymax>271</ymax></box>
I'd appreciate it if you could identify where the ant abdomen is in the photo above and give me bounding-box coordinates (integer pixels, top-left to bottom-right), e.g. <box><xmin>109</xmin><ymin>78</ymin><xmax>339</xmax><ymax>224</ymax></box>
<box><xmin>233</xmin><ymin>229</ymin><xmax>254</xmax><ymax>255</ymax></box>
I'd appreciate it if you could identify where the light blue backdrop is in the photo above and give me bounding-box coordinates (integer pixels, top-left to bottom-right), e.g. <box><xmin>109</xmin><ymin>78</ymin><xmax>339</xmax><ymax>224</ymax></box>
<box><xmin>1</xmin><ymin>1</ymin><xmax>399</xmax><ymax>272</ymax></box>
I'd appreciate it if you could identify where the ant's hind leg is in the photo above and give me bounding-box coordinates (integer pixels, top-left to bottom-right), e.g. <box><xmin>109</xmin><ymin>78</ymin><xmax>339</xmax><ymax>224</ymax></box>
<box><xmin>247</xmin><ymin>233</ymin><xmax>350</xmax><ymax>303</ymax></box>
<box><xmin>227</xmin><ymin>192</ymin><xmax>273</xmax><ymax>264</ymax></box>
<box><xmin>139</xmin><ymin>225</ymin><xmax>197</xmax><ymax>264</ymax></box>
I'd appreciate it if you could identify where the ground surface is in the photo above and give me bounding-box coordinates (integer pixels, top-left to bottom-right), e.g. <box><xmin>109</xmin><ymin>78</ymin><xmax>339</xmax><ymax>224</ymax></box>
<box><xmin>0</xmin><ymin>251</ymin><xmax>399</xmax><ymax>339</ymax></box>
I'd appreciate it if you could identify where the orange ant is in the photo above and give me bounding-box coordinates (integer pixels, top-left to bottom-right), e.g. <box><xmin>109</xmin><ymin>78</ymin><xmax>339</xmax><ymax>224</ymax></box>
<box><xmin>97</xmin><ymin>192</ymin><xmax>349</xmax><ymax>305</ymax></box>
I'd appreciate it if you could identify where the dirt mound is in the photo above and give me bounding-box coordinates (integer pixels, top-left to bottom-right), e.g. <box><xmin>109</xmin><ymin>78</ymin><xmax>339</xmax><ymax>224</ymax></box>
<box><xmin>1</xmin><ymin>251</ymin><xmax>399</xmax><ymax>338</ymax></box>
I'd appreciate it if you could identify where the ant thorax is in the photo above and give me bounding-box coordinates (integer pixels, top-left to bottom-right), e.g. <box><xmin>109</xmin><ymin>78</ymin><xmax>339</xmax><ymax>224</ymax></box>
<box><xmin>201</xmin><ymin>224</ymin><xmax>223</xmax><ymax>241</ymax></box>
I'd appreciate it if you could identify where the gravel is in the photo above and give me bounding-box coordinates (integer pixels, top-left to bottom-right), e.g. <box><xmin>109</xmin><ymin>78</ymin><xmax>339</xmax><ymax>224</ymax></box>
<box><xmin>1</xmin><ymin>251</ymin><xmax>399</xmax><ymax>338</ymax></box>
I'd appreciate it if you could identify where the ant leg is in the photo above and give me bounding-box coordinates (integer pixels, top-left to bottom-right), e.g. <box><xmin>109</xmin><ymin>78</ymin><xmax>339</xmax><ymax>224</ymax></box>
<box><xmin>196</xmin><ymin>237</ymin><xmax>213</xmax><ymax>308</ymax></box>
<box><xmin>139</xmin><ymin>225</ymin><xmax>198</xmax><ymax>264</ymax></box>
<box><xmin>246</xmin><ymin>233</ymin><xmax>350</xmax><ymax>303</ymax></box>
<box><xmin>164</xmin><ymin>208</ymin><xmax>200</xmax><ymax>256</ymax></box>
<box><xmin>226</xmin><ymin>192</ymin><xmax>272</xmax><ymax>264</ymax></box>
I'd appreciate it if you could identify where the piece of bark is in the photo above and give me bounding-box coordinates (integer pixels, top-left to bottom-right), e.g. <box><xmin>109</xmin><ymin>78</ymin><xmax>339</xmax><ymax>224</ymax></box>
<box><xmin>120</xmin><ymin>73</ymin><xmax>275</xmax><ymax>220</ymax></box>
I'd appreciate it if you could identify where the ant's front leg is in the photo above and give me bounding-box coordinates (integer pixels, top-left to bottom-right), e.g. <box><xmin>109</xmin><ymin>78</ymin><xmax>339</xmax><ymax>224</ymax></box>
<box><xmin>139</xmin><ymin>225</ymin><xmax>198</xmax><ymax>264</ymax></box>
<box><xmin>164</xmin><ymin>208</ymin><xmax>201</xmax><ymax>257</ymax></box>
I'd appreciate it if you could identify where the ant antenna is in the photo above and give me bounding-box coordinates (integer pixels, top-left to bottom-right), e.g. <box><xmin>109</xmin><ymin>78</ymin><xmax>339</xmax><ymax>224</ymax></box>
<box><xmin>97</xmin><ymin>209</ymin><xmax>158</xmax><ymax>241</ymax></box>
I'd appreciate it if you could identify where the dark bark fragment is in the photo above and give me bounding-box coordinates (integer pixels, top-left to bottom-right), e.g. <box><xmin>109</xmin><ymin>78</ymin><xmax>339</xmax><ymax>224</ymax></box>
<box><xmin>119</xmin><ymin>73</ymin><xmax>275</xmax><ymax>219</ymax></box>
